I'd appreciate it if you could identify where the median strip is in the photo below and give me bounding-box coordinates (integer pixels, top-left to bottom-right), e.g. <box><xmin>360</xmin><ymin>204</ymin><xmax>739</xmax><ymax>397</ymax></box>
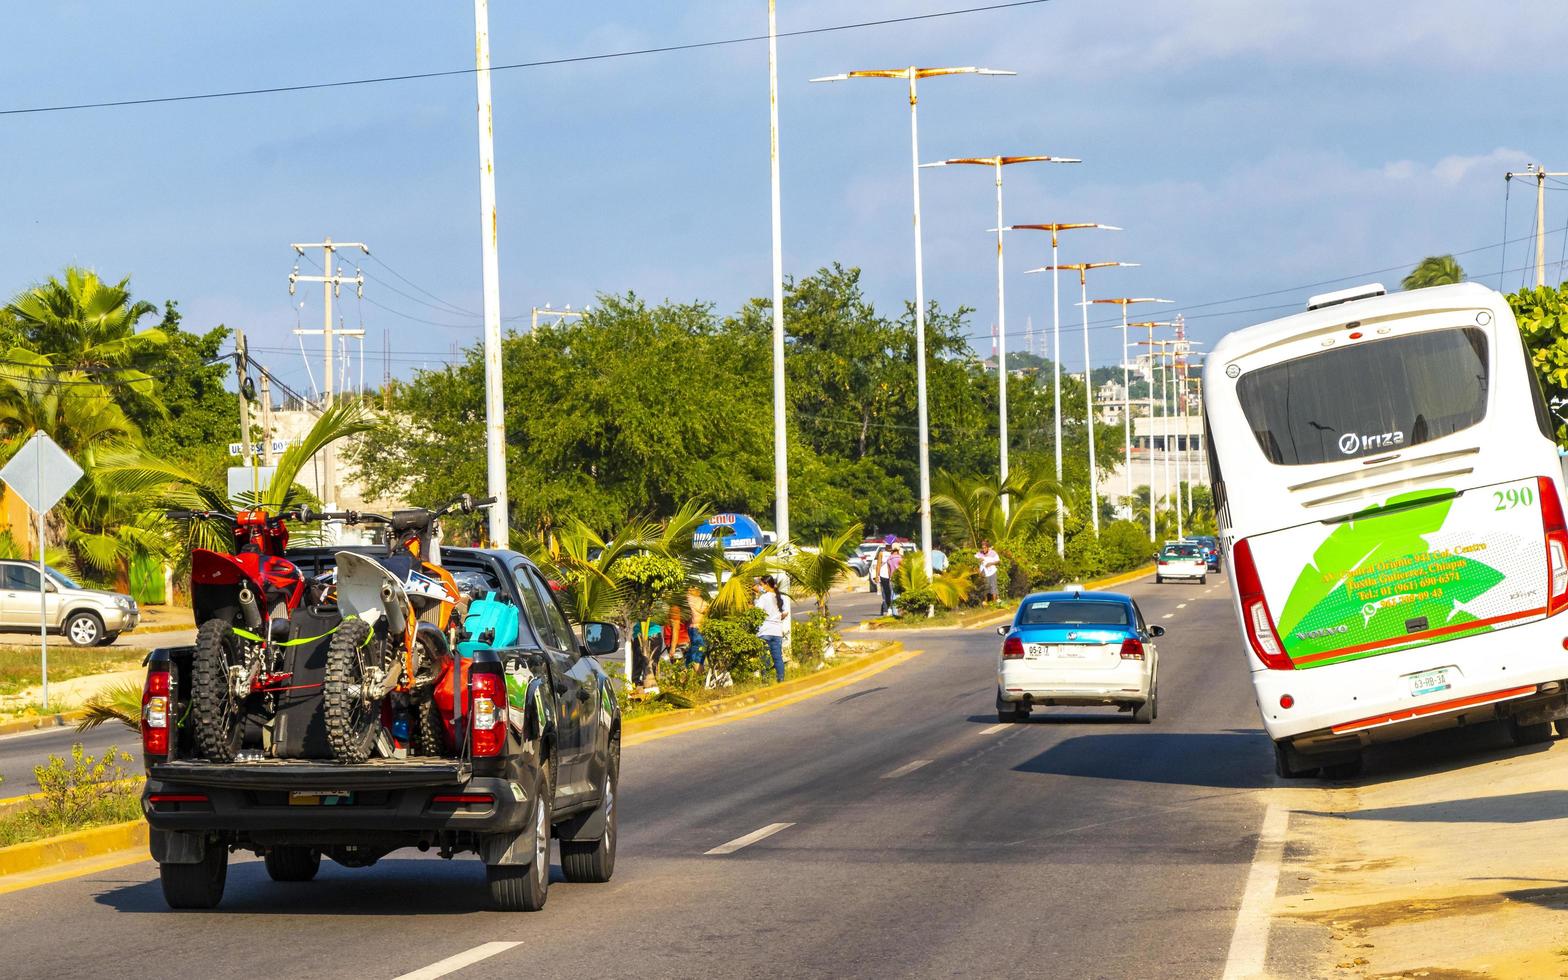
<box><xmin>705</xmin><ymin>822</ymin><xmax>794</xmax><ymax>855</ymax></box>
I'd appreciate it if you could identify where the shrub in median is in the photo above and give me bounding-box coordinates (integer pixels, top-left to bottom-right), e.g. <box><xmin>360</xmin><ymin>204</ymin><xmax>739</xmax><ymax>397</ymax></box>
<box><xmin>0</xmin><ymin>744</ymin><xmax>141</xmax><ymax>848</ymax></box>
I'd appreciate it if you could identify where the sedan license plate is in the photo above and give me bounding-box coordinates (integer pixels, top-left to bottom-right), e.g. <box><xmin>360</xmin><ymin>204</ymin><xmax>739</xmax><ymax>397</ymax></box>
<box><xmin>1407</xmin><ymin>668</ymin><xmax>1452</xmax><ymax>698</ymax></box>
<box><xmin>289</xmin><ymin>790</ymin><xmax>352</xmax><ymax>806</ymax></box>
<box><xmin>1024</xmin><ymin>643</ymin><xmax>1048</xmax><ymax>659</ymax></box>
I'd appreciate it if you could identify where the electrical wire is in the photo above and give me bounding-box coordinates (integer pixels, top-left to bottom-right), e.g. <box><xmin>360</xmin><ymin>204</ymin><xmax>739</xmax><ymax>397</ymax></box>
<box><xmin>362</xmin><ymin>253</ymin><xmax>478</xmax><ymax>318</ymax></box>
<box><xmin>0</xmin><ymin>1</ymin><xmax>1055</xmax><ymax>117</ymax></box>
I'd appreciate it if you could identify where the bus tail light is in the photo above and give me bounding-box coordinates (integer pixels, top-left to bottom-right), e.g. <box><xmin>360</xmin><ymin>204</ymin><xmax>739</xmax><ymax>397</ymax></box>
<box><xmin>470</xmin><ymin>669</ymin><xmax>506</xmax><ymax>757</ymax></box>
<box><xmin>142</xmin><ymin>667</ymin><xmax>171</xmax><ymax>757</ymax></box>
<box><xmin>1002</xmin><ymin>636</ymin><xmax>1025</xmax><ymax>660</ymax></box>
<box><xmin>1118</xmin><ymin>638</ymin><xmax>1145</xmax><ymax>660</ymax></box>
<box><xmin>1539</xmin><ymin>477</ymin><xmax>1568</xmax><ymax>615</ymax></box>
<box><xmin>1233</xmin><ymin>538</ymin><xmax>1293</xmax><ymax>671</ymax></box>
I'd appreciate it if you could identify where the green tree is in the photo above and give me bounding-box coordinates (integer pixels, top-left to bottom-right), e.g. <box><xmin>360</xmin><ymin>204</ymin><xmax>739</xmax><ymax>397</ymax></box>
<box><xmin>1512</xmin><ymin>283</ymin><xmax>1568</xmax><ymax>441</ymax></box>
<box><xmin>782</xmin><ymin>521</ymin><xmax>862</xmax><ymax>619</ymax></box>
<box><xmin>1402</xmin><ymin>255</ymin><xmax>1465</xmax><ymax>290</ymax></box>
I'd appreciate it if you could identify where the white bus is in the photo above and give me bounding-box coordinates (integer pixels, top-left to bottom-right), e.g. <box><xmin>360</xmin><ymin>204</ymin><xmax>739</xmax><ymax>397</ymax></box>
<box><xmin>1204</xmin><ymin>281</ymin><xmax>1568</xmax><ymax>778</ymax></box>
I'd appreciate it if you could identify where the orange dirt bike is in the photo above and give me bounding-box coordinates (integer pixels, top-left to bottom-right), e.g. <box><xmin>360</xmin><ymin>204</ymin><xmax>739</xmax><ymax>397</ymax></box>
<box><xmin>314</xmin><ymin>495</ymin><xmax>495</xmax><ymax>762</ymax></box>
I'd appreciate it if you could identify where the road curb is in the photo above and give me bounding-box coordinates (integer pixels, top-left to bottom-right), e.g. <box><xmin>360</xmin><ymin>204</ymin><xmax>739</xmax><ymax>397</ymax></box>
<box><xmin>0</xmin><ymin>819</ymin><xmax>146</xmax><ymax>880</ymax></box>
<box><xmin>0</xmin><ymin>710</ymin><xmax>90</xmax><ymax>737</ymax></box>
<box><xmin>623</xmin><ymin>640</ymin><xmax>907</xmax><ymax>736</ymax></box>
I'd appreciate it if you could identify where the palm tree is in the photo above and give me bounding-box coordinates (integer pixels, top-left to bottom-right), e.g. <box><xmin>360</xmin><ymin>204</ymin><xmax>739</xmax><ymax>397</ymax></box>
<box><xmin>1402</xmin><ymin>255</ymin><xmax>1465</xmax><ymax>291</ymax></box>
<box><xmin>783</xmin><ymin>522</ymin><xmax>862</xmax><ymax>619</ymax></box>
<box><xmin>932</xmin><ymin>468</ymin><xmax>1060</xmax><ymax>551</ymax></box>
<box><xmin>5</xmin><ymin>267</ymin><xmax>167</xmax><ymax>418</ymax></box>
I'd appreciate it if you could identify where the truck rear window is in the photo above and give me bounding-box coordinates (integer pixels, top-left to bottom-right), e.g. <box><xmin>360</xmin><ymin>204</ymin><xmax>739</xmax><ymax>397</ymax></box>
<box><xmin>1235</xmin><ymin>327</ymin><xmax>1488</xmax><ymax>465</ymax></box>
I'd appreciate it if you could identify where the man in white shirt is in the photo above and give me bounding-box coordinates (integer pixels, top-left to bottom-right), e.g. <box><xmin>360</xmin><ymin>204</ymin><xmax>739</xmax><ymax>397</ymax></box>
<box><xmin>977</xmin><ymin>540</ymin><xmax>1001</xmax><ymax>603</ymax></box>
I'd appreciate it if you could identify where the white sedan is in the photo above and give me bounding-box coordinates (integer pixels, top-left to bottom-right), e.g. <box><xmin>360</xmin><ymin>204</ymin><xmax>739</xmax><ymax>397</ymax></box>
<box><xmin>1155</xmin><ymin>543</ymin><xmax>1208</xmax><ymax>584</ymax></box>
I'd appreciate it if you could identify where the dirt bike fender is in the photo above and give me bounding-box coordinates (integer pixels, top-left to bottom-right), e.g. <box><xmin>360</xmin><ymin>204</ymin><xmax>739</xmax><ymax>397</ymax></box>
<box><xmin>333</xmin><ymin>551</ymin><xmax>407</xmax><ymax>632</ymax></box>
<box><xmin>190</xmin><ymin>549</ymin><xmax>256</xmax><ymax>588</ymax></box>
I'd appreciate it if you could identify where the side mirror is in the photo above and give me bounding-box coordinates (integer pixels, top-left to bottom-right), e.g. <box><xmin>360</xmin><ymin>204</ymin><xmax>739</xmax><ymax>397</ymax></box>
<box><xmin>582</xmin><ymin>621</ymin><xmax>620</xmax><ymax>657</ymax></box>
<box><xmin>995</xmin><ymin>625</ymin><xmax>1010</xmax><ymax>636</ymax></box>
<box><xmin>1149</xmin><ymin>624</ymin><xmax>1166</xmax><ymax>637</ymax></box>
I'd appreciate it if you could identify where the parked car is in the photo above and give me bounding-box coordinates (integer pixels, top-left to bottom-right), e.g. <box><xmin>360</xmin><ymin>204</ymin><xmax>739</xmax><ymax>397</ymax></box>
<box><xmin>0</xmin><ymin>561</ymin><xmax>138</xmax><ymax>646</ymax></box>
<box><xmin>1155</xmin><ymin>543</ymin><xmax>1208</xmax><ymax>584</ymax></box>
<box><xmin>995</xmin><ymin>589</ymin><xmax>1163</xmax><ymax>723</ymax></box>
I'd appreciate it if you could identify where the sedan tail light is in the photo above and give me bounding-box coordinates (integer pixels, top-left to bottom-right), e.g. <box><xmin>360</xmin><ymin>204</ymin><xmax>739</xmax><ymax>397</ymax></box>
<box><xmin>1002</xmin><ymin>636</ymin><xmax>1025</xmax><ymax>660</ymax></box>
<box><xmin>1118</xmin><ymin>638</ymin><xmax>1145</xmax><ymax>660</ymax></box>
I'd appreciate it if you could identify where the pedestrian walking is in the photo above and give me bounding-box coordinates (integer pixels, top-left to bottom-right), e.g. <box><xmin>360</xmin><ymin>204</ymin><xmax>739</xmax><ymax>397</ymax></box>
<box><xmin>887</xmin><ymin>544</ymin><xmax>904</xmax><ymax>616</ymax></box>
<box><xmin>977</xmin><ymin>540</ymin><xmax>1001</xmax><ymax>603</ymax></box>
<box><xmin>755</xmin><ymin>575</ymin><xmax>791</xmax><ymax>682</ymax></box>
<box><xmin>874</xmin><ymin>545</ymin><xmax>893</xmax><ymax>616</ymax></box>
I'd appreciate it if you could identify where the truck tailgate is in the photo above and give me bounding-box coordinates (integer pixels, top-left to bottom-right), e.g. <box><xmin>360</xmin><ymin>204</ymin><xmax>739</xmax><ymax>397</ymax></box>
<box><xmin>149</xmin><ymin>758</ymin><xmax>470</xmax><ymax>791</ymax></box>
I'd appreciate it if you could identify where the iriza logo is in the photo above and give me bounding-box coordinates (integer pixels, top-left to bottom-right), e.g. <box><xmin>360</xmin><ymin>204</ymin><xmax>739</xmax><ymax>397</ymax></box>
<box><xmin>1338</xmin><ymin>430</ymin><xmax>1405</xmax><ymax>455</ymax></box>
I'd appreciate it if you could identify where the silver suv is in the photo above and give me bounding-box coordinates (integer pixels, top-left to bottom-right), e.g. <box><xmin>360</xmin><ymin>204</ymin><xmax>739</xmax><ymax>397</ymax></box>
<box><xmin>0</xmin><ymin>561</ymin><xmax>139</xmax><ymax>646</ymax></box>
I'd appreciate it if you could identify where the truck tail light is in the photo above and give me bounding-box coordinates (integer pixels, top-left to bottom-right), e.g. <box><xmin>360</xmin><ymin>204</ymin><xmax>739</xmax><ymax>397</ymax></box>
<box><xmin>142</xmin><ymin>667</ymin><xmax>171</xmax><ymax>756</ymax></box>
<box><xmin>470</xmin><ymin>670</ymin><xmax>506</xmax><ymax>757</ymax></box>
<box><xmin>1539</xmin><ymin>478</ymin><xmax>1568</xmax><ymax>615</ymax></box>
<box><xmin>1233</xmin><ymin>538</ymin><xmax>1293</xmax><ymax>671</ymax></box>
<box><xmin>1118</xmin><ymin>638</ymin><xmax>1145</xmax><ymax>660</ymax></box>
<box><xmin>1002</xmin><ymin>636</ymin><xmax>1024</xmax><ymax>660</ymax></box>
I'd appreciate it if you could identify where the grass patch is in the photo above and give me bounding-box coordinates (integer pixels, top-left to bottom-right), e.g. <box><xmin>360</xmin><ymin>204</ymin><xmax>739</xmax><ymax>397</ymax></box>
<box><xmin>0</xmin><ymin>646</ymin><xmax>143</xmax><ymax>698</ymax></box>
<box><xmin>0</xmin><ymin>743</ymin><xmax>142</xmax><ymax>848</ymax></box>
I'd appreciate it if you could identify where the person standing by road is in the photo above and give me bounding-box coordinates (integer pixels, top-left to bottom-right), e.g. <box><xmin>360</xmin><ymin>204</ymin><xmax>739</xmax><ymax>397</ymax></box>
<box><xmin>886</xmin><ymin>544</ymin><xmax>904</xmax><ymax>616</ymax></box>
<box><xmin>755</xmin><ymin>575</ymin><xmax>791</xmax><ymax>682</ymax></box>
<box><xmin>977</xmin><ymin>539</ymin><xmax>1001</xmax><ymax>603</ymax></box>
<box><xmin>873</xmin><ymin>545</ymin><xmax>892</xmax><ymax>615</ymax></box>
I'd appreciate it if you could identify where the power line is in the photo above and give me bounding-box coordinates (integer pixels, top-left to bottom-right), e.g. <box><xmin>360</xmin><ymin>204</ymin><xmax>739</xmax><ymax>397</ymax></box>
<box><xmin>361</xmin><ymin>252</ymin><xmax>479</xmax><ymax>318</ymax></box>
<box><xmin>0</xmin><ymin>1</ymin><xmax>1054</xmax><ymax>117</ymax></box>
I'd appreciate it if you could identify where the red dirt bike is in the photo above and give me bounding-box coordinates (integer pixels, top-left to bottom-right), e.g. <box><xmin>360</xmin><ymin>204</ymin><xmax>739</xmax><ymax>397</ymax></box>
<box><xmin>171</xmin><ymin>506</ymin><xmax>318</xmax><ymax>762</ymax></box>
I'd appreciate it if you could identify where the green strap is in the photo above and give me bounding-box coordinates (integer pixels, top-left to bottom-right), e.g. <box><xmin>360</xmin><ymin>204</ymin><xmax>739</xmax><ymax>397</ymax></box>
<box><xmin>230</xmin><ymin>627</ymin><xmax>264</xmax><ymax>643</ymax></box>
<box><xmin>231</xmin><ymin>624</ymin><xmax>340</xmax><ymax>646</ymax></box>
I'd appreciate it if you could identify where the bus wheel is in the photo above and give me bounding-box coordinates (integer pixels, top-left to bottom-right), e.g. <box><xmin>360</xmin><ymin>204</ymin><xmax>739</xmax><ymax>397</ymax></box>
<box><xmin>1509</xmin><ymin>717</ymin><xmax>1553</xmax><ymax>746</ymax></box>
<box><xmin>1273</xmin><ymin>740</ymin><xmax>1319</xmax><ymax>779</ymax></box>
<box><xmin>1321</xmin><ymin>754</ymin><xmax>1363</xmax><ymax>780</ymax></box>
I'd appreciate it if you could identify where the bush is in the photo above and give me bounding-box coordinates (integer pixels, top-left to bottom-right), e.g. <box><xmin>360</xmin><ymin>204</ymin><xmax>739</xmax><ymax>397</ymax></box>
<box><xmin>894</xmin><ymin>584</ymin><xmax>938</xmax><ymax>614</ymax></box>
<box><xmin>702</xmin><ymin>609</ymin><xmax>768</xmax><ymax>676</ymax></box>
<box><xmin>1100</xmin><ymin>520</ymin><xmax>1155</xmax><ymax>572</ymax></box>
<box><xmin>790</xmin><ymin>613</ymin><xmax>838</xmax><ymax>668</ymax></box>
<box><xmin>1065</xmin><ymin>530</ymin><xmax>1107</xmax><ymax>580</ymax></box>
<box><xmin>1012</xmin><ymin>533</ymin><xmax>1070</xmax><ymax>590</ymax></box>
<box><xmin>0</xmin><ymin>744</ymin><xmax>141</xmax><ymax>848</ymax></box>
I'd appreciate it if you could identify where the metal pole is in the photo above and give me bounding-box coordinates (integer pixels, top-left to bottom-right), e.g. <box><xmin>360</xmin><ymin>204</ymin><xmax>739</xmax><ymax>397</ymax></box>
<box><xmin>1051</xmin><ymin>235</ymin><xmax>1064</xmax><ymax>556</ymax></box>
<box><xmin>1147</xmin><ymin>326</ymin><xmax>1157</xmax><ymax>540</ymax></box>
<box><xmin>1538</xmin><ymin>169</ymin><xmax>1548</xmax><ymax>289</ymax></box>
<box><xmin>995</xmin><ymin>161</ymin><xmax>1010</xmax><ymax>519</ymax></box>
<box><xmin>1120</xmin><ymin>304</ymin><xmax>1131</xmax><ymax>514</ymax></box>
<box><xmin>37</xmin><ymin>496</ymin><xmax>47</xmax><ymax>709</ymax></box>
<box><xmin>475</xmin><ymin>0</ymin><xmax>510</xmax><ymax>547</ymax></box>
<box><xmin>1175</xmin><ymin>360</ymin><xmax>1185</xmax><ymax>542</ymax></box>
<box><xmin>321</xmin><ymin>243</ymin><xmax>335</xmax><ymax>506</ymax></box>
<box><xmin>1161</xmin><ymin>348</ymin><xmax>1173</xmax><ymax>530</ymax></box>
<box><xmin>908</xmin><ymin>68</ymin><xmax>933</xmax><ymax>577</ymax></box>
<box><xmin>259</xmin><ymin>370</ymin><xmax>274</xmax><ymax>466</ymax></box>
<box><xmin>768</xmin><ymin>0</ymin><xmax>790</xmax><ymax>546</ymax></box>
<box><xmin>1080</xmin><ymin>272</ymin><xmax>1099</xmax><ymax>534</ymax></box>
<box><xmin>236</xmin><ymin>331</ymin><xmax>254</xmax><ymax>488</ymax></box>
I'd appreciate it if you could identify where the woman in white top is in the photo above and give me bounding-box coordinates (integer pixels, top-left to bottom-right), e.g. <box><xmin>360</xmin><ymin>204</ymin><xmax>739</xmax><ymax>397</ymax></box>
<box><xmin>754</xmin><ymin>574</ymin><xmax>792</xmax><ymax>682</ymax></box>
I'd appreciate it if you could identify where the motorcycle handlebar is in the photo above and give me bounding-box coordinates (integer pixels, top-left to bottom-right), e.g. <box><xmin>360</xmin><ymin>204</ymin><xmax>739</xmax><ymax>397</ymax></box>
<box><xmin>165</xmin><ymin>509</ymin><xmax>238</xmax><ymax>524</ymax></box>
<box><xmin>313</xmin><ymin>510</ymin><xmax>392</xmax><ymax>526</ymax></box>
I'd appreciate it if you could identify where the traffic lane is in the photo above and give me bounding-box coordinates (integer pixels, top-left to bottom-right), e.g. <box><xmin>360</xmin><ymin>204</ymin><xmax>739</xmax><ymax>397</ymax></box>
<box><xmin>0</xmin><ymin>722</ymin><xmax>141</xmax><ymax>794</ymax></box>
<box><xmin>0</xmin><ymin>585</ymin><xmax>1267</xmax><ymax>979</ymax></box>
<box><xmin>4</xmin><ymin>627</ymin><xmax>195</xmax><ymax>649</ymax></box>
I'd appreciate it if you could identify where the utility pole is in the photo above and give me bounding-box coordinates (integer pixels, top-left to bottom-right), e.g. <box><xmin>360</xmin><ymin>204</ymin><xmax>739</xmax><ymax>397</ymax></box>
<box><xmin>288</xmin><ymin>237</ymin><xmax>367</xmax><ymax>508</ymax></box>
<box><xmin>474</xmin><ymin>0</ymin><xmax>509</xmax><ymax>548</ymax></box>
<box><xmin>258</xmin><ymin>369</ymin><xmax>275</xmax><ymax>466</ymax></box>
<box><xmin>1506</xmin><ymin>164</ymin><xmax>1568</xmax><ymax>288</ymax></box>
<box><xmin>767</xmin><ymin>0</ymin><xmax>790</xmax><ymax>547</ymax></box>
<box><xmin>235</xmin><ymin>330</ymin><xmax>254</xmax><ymax>473</ymax></box>
<box><xmin>530</xmin><ymin>305</ymin><xmax>588</xmax><ymax>331</ymax></box>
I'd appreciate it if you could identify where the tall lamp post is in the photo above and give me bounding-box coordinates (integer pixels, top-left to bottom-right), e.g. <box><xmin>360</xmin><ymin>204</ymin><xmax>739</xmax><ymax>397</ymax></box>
<box><xmin>1025</xmin><ymin>260</ymin><xmax>1136</xmax><ymax>535</ymax></box>
<box><xmin>1129</xmin><ymin>321</ymin><xmax>1174</xmax><ymax>539</ymax></box>
<box><xmin>767</xmin><ymin>0</ymin><xmax>789</xmax><ymax>546</ymax></box>
<box><xmin>1089</xmin><ymin>297</ymin><xmax>1172</xmax><ymax>517</ymax></box>
<box><xmin>923</xmin><ymin>154</ymin><xmax>1080</xmax><ymax>518</ymax></box>
<box><xmin>812</xmin><ymin>66</ymin><xmax>1015</xmax><ymax>575</ymax></box>
<box><xmin>1008</xmin><ymin>222</ymin><xmax>1119</xmax><ymax>553</ymax></box>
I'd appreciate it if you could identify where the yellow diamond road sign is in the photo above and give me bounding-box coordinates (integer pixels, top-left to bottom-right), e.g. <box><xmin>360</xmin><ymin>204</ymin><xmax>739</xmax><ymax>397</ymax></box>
<box><xmin>0</xmin><ymin>431</ymin><xmax>83</xmax><ymax>513</ymax></box>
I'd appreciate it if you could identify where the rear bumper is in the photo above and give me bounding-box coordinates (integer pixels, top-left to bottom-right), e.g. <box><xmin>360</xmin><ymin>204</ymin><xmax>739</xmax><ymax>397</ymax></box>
<box><xmin>998</xmin><ymin>662</ymin><xmax>1151</xmax><ymax>703</ymax></box>
<box><xmin>1156</xmin><ymin>566</ymin><xmax>1205</xmax><ymax>580</ymax></box>
<box><xmin>1252</xmin><ymin>616</ymin><xmax>1568</xmax><ymax>746</ymax></box>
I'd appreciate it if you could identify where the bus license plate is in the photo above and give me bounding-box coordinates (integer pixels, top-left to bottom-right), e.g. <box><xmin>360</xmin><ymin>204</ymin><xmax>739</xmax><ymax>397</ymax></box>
<box><xmin>1407</xmin><ymin>668</ymin><xmax>1452</xmax><ymax>698</ymax></box>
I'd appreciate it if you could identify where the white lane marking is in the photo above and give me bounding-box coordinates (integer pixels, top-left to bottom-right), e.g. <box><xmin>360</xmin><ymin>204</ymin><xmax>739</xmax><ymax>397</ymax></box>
<box><xmin>979</xmin><ymin>722</ymin><xmax>1011</xmax><ymax>735</ymax></box>
<box><xmin>1221</xmin><ymin>803</ymin><xmax>1289</xmax><ymax>980</ymax></box>
<box><xmin>881</xmin><ymin>759</ymin><xmax>932</xmax><ymax>779</ymax></box>
<box><xmin>396</xmin><ymin>942</ymin><xmax>522</xmax><ymax>980</ymax></box>
<box><xmin>1177</xmin><ymin>602</ymin><xmax>1188</xmax><ymax>609</ymax></box>
<box><xmin>705</xmin><ymin>822</ymin><xmax>795</xmax><ymax>855</ymax></box>
<box><xmin>1162</xmin><ymin>613</ymin><xmax>1175</xmax><ymax>619</ymax></box>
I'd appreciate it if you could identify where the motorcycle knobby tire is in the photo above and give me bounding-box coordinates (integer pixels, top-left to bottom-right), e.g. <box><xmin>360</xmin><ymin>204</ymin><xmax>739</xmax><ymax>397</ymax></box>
<box><xmin>323</xmin><ymin>617</ymin><xmax>385</xmax><ymax>763</ymax></box>
<box><xmin>191</xmin><ymin>618</ymin><xmax>247</xmax><ymax>762</ymax></box>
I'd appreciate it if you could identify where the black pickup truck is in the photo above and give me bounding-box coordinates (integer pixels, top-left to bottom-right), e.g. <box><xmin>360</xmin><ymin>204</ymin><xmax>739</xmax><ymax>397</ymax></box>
<box><xmin>139</xmin><ymin>547</ymin><xmax>621</xmax><ymax>912</ymax></box>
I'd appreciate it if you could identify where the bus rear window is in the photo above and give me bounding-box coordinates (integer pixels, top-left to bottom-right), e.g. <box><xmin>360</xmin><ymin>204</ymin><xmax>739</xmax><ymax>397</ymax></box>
<box><xmin>1235</xmin><ymin>327</ymin><xmax>1488</xmax><ymax>465</ymax></box>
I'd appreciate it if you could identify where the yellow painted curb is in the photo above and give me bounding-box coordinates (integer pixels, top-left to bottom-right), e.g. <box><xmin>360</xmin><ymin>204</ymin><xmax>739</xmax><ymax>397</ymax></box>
<box><xmin>0</xmin><ymin>710</ymin><xmax>91</xmax><ymax>738</ymax></box>
<box><xmin>0</xmin><ymin>819</ymin><xmax>146</xmax><ymax>880</ymax></box>
<box><xmin>623</xmin><ymin>641</ymin><xmax>916</xmax><ymax>745</ymax></box>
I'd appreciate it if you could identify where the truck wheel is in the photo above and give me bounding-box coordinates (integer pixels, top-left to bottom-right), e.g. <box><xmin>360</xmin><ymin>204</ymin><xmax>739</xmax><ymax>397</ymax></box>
<box><xmin>1510</xmin><ymin>717</ymin><xmax>1553</xmax><ymax>746</ymax></box>
<box><xmin>264</xmin><ymin>846</ymin><xmax>321</xmax><ymax>882</ymax></box>
<box><xmin>487</xmin><ymin>764</ymin><xmax>551</xmax><ymax>911</ymax></box>
<box><xmin>323</xmin><ymin>618</ymin><xmax>383</xmax><ymax>764</ymax></box>
<box><xmin>65</xmin><ymin>610</ymin><xmax>103</xmax><ymax>647</ymax></box>
<box><xmin>561</xmin><ymin>753</ymin><xmax>617</xmax><ymax>884</ymax></box>
<box><xmin>191</xmin><ymin>619</ymin><xmax>246</xmax><ymax>762</ymax></box>
<box><xmin>160</xmin><ymin>846</ymin><xmax>228</xmax><ymax>910</ymax></box>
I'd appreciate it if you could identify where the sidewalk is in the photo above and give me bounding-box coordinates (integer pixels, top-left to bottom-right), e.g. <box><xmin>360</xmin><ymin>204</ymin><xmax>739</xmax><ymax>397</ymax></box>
<box><xmin>1274</xmin><ymin>731</ymin><xmax>1568</xmax><ymax>977</ymax></box>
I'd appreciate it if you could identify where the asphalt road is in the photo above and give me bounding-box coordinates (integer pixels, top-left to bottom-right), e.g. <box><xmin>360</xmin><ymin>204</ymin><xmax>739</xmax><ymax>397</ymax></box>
<box><xmin>0</xmin><ymin>572</ymin><xmax>1303</xmax><ymax>979</ymax></box>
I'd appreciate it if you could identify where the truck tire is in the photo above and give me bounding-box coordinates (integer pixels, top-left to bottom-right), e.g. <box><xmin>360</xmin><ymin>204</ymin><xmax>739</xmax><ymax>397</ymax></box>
<box><xmin>191</xmin><ymin>619</ymin><xmax>246</xmax><ymax>762</ymax></box>
<box><xmin>264</xmin><ymin>846</ymin><xmax>321</xmax><ymax>882</ymax></box>
<box><xmin>487</xmin><ymin>763</ymin><xmax>551</xmax><ymax>911</ymax></box>
<box><xmin>323</xmin><ymin>618</ymin><xmax>382</xmax><ymax>764</ymax></box>
<box><xmin>65</xmin><ymin>610</ymin><xmax>103</xmax><ymax>647</ymax></box>
<box><xmin>160</xmin><ymin>846</ymin><xmax>228</xmax><ymax>910</ymax></box>
<box><xmin>561</xmin><ymin>753</ymin><xmax>617</xmax><ymax>884</ymax></box>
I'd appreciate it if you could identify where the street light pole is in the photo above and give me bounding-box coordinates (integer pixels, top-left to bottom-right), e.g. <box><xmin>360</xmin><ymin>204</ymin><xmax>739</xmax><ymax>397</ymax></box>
<box><xmin>1130</xmin><ymin>321</ymin><xmax>1173</xmax><ymax>539</ymax></box>
<box><xmin>767</xmin><ymin>0</ymin><xmax>789</xmax><ymax>545</ymax></box>
<box><xmin>1027</xmin><ymin>260</ymin><xmax>1135</xmax><ymax>535</ymax></box>
<box><xmin>1090</xmin><ymin>297</ymin><xmax>1172</xmax><ymax>517</ymax></box>
<box><xmin>923</xmin><ymin>155</ymin><xmax>1079</xmax><ymax>520</ymax></box>
<box><xmin>473</xmin><ymin>0</ymin><xmax>509</xmax><ymax>547</ymax></box>
<box><xmin>1009</xmin><ymin>223</ymin><xmax>1118</xmax><ymax>554</ymax></box>
<box><xmin>812</xmin><ymin>66</ymin><xmax>1015</xmax><ymax>575</ymax></box>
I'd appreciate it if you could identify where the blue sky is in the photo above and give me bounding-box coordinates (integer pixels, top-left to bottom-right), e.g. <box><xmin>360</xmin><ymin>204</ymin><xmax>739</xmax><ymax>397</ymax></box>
<box><xmin>3</xmin><ymin>1</ymin><xmax>1565</xmax><ymax>396</ymax></box>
